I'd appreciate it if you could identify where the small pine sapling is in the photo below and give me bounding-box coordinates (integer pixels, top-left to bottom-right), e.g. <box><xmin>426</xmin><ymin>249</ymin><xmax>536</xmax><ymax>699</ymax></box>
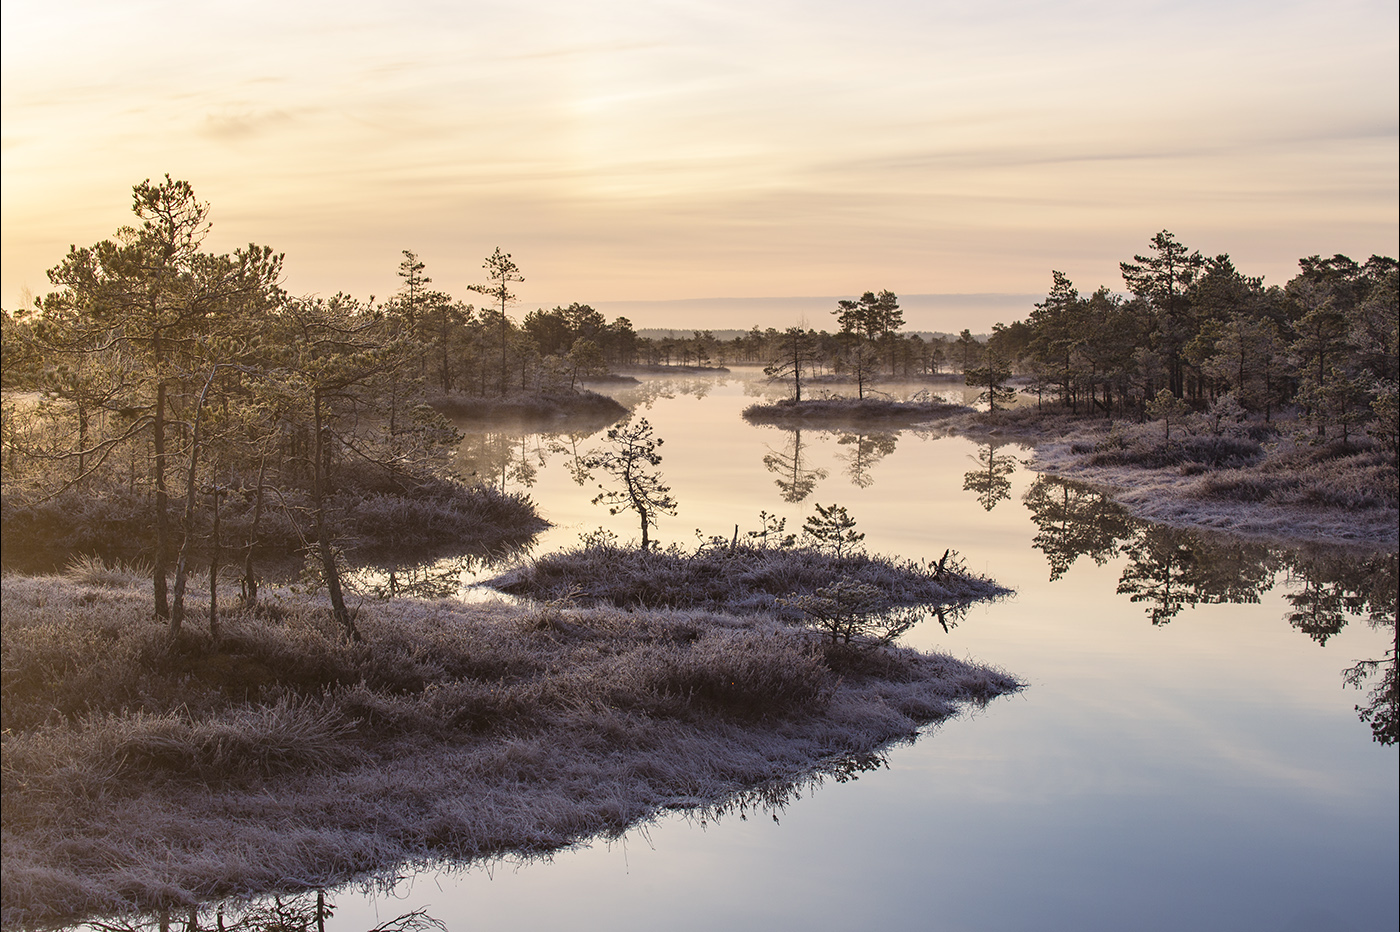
<box><xmin>802</xmin><ymin>503</ymin><xmax>865</xmax><ymax>558</ymax></box>
<box><xmin>586</xmin><ymin>416</ymin><xmax>677</xmax><ymax>550</ymax></box>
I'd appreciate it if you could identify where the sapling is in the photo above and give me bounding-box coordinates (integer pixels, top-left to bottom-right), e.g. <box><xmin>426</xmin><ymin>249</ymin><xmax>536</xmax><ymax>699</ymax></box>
<box><xmin>746</xmin><ymin>511</ymin><xmax>796</xmax><ymax>549</ymax></box>
<box><xmin>802</xmin><ymin>504</ymin><xmax>864</xmax><ymax>558</ymax></box>
<box><xmin>586</xmin><ymin>416</ymin><xmax>677</xmax><ymax>550</ymax></box>
<box><xmin>1145</xmin><ymin>388</ymin><xmax>1193</xmax><ymax>448</ymax></box>
<box><xmin>779</xmin><ymin>578</ymin><xmax>922</xmax><ymax>645</ymax></box>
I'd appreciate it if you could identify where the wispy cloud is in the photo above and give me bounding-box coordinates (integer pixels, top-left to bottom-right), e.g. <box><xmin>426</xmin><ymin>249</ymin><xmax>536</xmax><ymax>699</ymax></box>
<box><xmin>200</xmin><ymin>109</ymin><xmax>294</xmax><ymax>142</ymax></box>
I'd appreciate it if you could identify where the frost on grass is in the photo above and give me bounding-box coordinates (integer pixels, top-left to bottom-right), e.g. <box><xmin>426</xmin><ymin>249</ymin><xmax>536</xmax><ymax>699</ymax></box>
<box><xmin>1028</xmin><ymin>421</ymin><xmax>1399</xmax><ymax>548</ymax></box>
<box><xmin>483</xmin><ymin>539</ymin><xmax>1006</xmax><ymax>622</ymax></box>
<box><xmin>428</xmin><ymin>388</ymin><xmax>626</xmax><ymax>425</ymax></box>
<box><xmin>0</xmin><ymin>574</ymin><xmax>1020</xmax><ymax>927</ymax></box>
<box><xmin>742</xmin><ymin>396</ymin><xmax>971</xmax><ymax>427</ymax></box>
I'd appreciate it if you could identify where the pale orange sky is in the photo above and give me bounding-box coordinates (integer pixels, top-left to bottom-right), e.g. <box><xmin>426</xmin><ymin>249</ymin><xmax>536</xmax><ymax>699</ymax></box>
<box><xmin>3</xmin><ymin>0</ymin><xmax>1396</xmax><ymax>331</ymax></box>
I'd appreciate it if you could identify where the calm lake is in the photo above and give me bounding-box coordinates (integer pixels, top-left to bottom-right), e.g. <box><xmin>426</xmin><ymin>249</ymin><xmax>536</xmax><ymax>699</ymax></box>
<box><xmin>85</xmin><ymin>371</ymin><xmax>1400</xmax><ymax>931</ymax></box>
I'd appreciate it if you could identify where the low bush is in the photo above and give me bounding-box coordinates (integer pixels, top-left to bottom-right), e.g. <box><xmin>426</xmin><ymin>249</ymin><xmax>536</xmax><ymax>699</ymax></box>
<box><xmin>1193</xmin><ymin>444</ymin><xmax>1398</xmax><ymax>510</ymax></box>
<box><xmin>1088</xmin><ymin>432</ymin><xmax>1263</xmax><ymax>469</ymax></box>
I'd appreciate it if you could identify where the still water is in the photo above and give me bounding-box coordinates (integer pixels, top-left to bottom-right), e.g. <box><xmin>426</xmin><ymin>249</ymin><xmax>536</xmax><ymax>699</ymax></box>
<box><xmin>122</xmin><ymin>373</ymin><xmax>1400</xmax><ymax>931</ymax></box>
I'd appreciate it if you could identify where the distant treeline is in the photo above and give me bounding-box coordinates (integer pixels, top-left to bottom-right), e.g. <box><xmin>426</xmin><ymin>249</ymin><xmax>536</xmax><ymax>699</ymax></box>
<box><xmin>981</xmin><ymin>234</ymin><xmax>1396</xmax><ymax>438</ymax></box>
<box><xmin>639</xmin><ymin>232</ymin><xmax>1398</xmax><ymax>443</ymax></box>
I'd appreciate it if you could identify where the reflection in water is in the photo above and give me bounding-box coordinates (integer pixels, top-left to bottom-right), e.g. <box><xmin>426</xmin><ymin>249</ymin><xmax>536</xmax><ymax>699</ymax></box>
<box><xmin>457</xmin><ymin>427</ymin><xmax>607</xmax><ymax>493</ymax></box>
<box><xmin>1024</xmin><ymin>475</ymin><xmax>1399</xmax><ymax>743</ymax></box>
<box><xmin>1116</xmin><ymin>525</ymin><xmax>1218</xmax><ymax>625</ymax></box>
<box><xmin>694</xmin><ymin>750</ymin><xmax>891</xmax><ymax>828</ymax></box>
<box><xmin>454</xmin><ymin>430</ymin><xmax>516</xmax><ymax>490</ymax></box>
<box><xmin>545</xmin><ymin>431</ymin><xmax>596</xmax><ymax>487</ymax></box>
<box><xmin>835</xmin><ymin>431</ymin><xmax>898</xmax><ymax>489</ymax></box>
<box><xmin>354</xmin><ymin>552</ymin><xmax>505</xmax><ymax>601</ymax></box>
<box><xmin>1022</xmin><ymin>476</ymin><xmax>1134</xmax><ymax>581</ymax></box>
<box><xmin>83</xmin><ymin>891</ymin><xmax>444</xmax><ymax>932</ymax></box>
<box><xmin>961</xmin><ymin>443</ymin><xmax>1019</xmax><ymax>511</ymax></box>
<box><xmin>762</xmin><ymin>427</ymin><xmax>828</xmax><ymax>503</ymax></box>
<box><xmin>612</xmin><ymin>374</ymin><xmax>727</xmax><ymax>410</ymax></box>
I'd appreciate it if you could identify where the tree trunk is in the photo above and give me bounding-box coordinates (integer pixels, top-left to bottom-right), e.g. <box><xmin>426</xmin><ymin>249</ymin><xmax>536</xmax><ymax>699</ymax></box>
<box><xmin>314</xmin><ymin>392</ymin><xmax>360</xmax><ymax>641</ymax></box>
<box><xmin>209</xmin><ymin>487</ymin><xmax>221</xmax><ymax>641</ymax></box>
<box><xmin>170</xmin><ymin>367</ymin><xmax>222</xmax><ymax>637</ymax></box>
<box><xmin>241</xmin><ymin>455</ymin><xmax>267</xmax><ymax>610</ymax></box>
<box><xmin>154</xmin><ymin>380</ymin><xmax>170</xmax><ymax>618</ymax></box>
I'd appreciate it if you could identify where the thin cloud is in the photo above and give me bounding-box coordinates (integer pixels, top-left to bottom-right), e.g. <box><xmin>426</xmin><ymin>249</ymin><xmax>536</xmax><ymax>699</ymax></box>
<box><xmin>200</xmin><ymin>109</ymin><xmax>293</xmax><ymax>142</ymax></box>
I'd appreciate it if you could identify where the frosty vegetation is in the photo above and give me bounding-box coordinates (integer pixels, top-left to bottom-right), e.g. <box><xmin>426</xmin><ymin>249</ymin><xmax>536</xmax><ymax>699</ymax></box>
<box><xmin>486</xmin><ymin>508</ymin><xmax>1003</xmax><ymax>641</ymax></box>
<box><xmin>0</xmin><ymin>568</ymin><xmax>1019</xmax><ymax>927</ymax></box>
<box><xmin>742</xmin><ymin>394</ymin><xmax>971</xmax><ymax>427</ymax></box>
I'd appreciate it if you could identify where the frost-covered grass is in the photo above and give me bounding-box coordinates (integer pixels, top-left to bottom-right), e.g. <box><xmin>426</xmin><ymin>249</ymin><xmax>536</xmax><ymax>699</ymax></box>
<box><xmin>483</xmin><ymin>540</ymin><xmax>1007</xmax><ymax>620</ymax></box>
<box><xmin>1030</xmin><ymin>421</ymin><xmax>1398</xmax><ymax>546</ymax></box>
<box><xmin>619</xmin><ymin>364</ymin><xmax>730</xmax><ymax>374</ymax></box>
<box><xmin>742</xmin><ymin>396</ymin><xmax>971</xmax><ymax>426</ymax></box>
<box><xmin>428</xmin><ymin>389</ymin><xmax>626</xmax><ymax>423</ymax></box>
<box><xmin>0</xmin><ymin>573</ymin><xmax>1020</xmax><ymax>927</ymax></box>
<box><xmin>0</xmin><ymin>468</ymin><xmax>545</xmax><ymax>573</ymax></box>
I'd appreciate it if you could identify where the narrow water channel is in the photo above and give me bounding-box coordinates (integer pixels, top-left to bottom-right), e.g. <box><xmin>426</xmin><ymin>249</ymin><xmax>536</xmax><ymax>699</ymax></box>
<box><xmin>81</xmin><ymin>372</ymin><xmax>1400</xmax><ymax>932</ymax></box>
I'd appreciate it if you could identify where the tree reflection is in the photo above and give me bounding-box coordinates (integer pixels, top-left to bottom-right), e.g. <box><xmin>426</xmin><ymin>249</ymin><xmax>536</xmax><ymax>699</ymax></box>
<box><xmin>545</xmin><ymin>430</ymin><xmax>597</xmax><ymax>486</ymax></box>
<box><xmin>612</xmin><ymin>375</ymin><xmax>725</xmax><ymax>409</ymax></box>
<box><xmin>1022</xmin><ymin>477</ymin><xmax>1397</xmax><ymax>742</ymax></box>
<box><xmin>355</xmin><ymin>553</ymin><xmax>499</xmax><ymax>601</ymax></box>
<box><xmin>455</xmin><ymin>430</ymin><xmax>516</xmax><ymax>489</ymax></box>
<box><xmin>88</xmin><ymin>891</ymin><xmax>444</xmax><ymax>932</ymax></box>
<box><xmin>1025</xmin><ymin>476</ymin><xmax>1277</xmax><ymax>621</ymax></box>
<box><xmin>762</xmin><ymin>428</ymin><xmax>828</xmax><ymax>503</ymax></box>
<box><xmin>1116</xmin><ymin>528</ymin><xmax>1279</xmax><ymax>625</ymax></box>
<box><xmin>1115</xmin><ymin>525</ymin><xmax>1202</xmax><ymax>625</ymax></box>
<box><xmin>457</xmin><ymin>425</ymin><xmax>611</xmax><ymax>492</ymax></box>
<box><xmin>835</xmin><ymin>431</ymin><xmax>898</xmax><ymax>488</ymax></box>
<box><xmin>961</xmin><ymin>443</ymin><xmax>1018</xmax><ymax>511</ymax></box>
<box><xmin>1290</xmin><ymin>549</ymin><xmax>1398</xmax><ymax>744</ymax></box>
<box><xmin>1022</xmin><ymin>476</ymin><xmax>1134</xmax><ymax>580</ymax></box>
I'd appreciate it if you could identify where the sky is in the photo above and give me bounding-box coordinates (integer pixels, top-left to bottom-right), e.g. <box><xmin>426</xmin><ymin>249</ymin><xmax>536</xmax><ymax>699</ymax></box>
<box><xmin>2</xmin><ymin>0</ymin><xmax>1396</xmax><ymax>332</ymax></box>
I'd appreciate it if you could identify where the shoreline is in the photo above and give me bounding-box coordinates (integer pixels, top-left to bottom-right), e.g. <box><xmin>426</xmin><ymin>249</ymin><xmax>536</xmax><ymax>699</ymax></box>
<box><xmin>941</xmin><ymin>409</ymin><xmax>1398</xmax><ymax>550</ymax></box>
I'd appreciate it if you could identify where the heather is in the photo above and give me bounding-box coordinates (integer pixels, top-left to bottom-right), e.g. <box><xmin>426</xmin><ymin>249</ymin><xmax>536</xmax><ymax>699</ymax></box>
<box><xmin>0</xmin><ymin>572</ymin><xmax>1020</xmax><ymax>927</ymax></box>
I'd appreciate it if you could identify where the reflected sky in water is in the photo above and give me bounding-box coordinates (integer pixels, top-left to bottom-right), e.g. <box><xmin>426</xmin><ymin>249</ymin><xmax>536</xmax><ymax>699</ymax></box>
<box><xmin>97</xmin><ymin>371</ymin><xmax>1398</xmax><ymax>932</ymax></box>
